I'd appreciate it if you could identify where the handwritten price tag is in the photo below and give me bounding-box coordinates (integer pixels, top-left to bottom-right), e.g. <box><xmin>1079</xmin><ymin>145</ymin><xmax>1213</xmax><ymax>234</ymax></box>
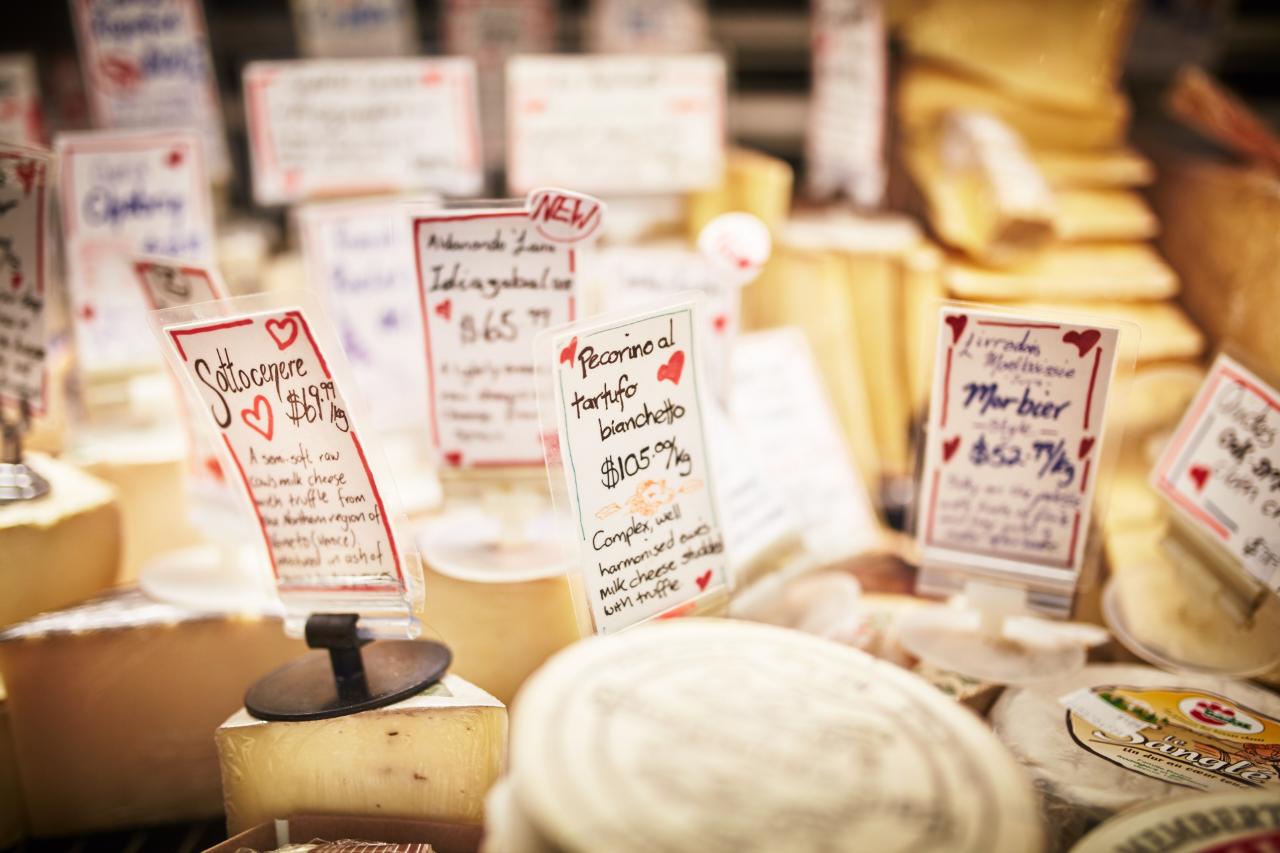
<box><xmin>918</xmin><ymin>309</ymin><xmax>1119</xmax><ymax>606</ymax></box>
<box><xmin>243</xmin><ymin>58</ymin><xmax>482</xmax><ymax>205</ymax></box>
<box><xmin>0</xmin><ymin>55</ymin><xmax>42</xmax><ymax>147</ymax></box>
<box><xmin>57</xmin><ymin>130</ymin><xmax>215</xmax><ymax>375</ymax></box>
<box><xmin>506</xmin><ymin>54</ymin><xmax>726</xmax><ymax>194</ymax></box>
<box><xmin>548</xmin><ymin>301</ymin><xmax>727</xmax><ymax>634</ymax></box>
<box><xmin>70</xmin><ymin>0</ymin><xmax>229</xmax><ymax>181</ymax></box>
<box><xmin>1152</xmin><ymin>355</ymin><xmax>1280</xmax><ymax>595</ymax></box>
<box><xmin>413</xmin><ymin>189</ymin><xmax>602</xmax><ymax>468</ymax></box>
<box><xmin>162</xmin><ymin>308</ymin><xmax>406</xmax><ymax>599</ymax></box>
<box><xmin>0</xmin><ymin>143</ymin><xmax>51</xmax><ymax>413</ymax></box>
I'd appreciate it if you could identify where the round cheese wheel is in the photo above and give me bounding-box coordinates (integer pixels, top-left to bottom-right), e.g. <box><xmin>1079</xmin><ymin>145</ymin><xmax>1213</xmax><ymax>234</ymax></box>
<box><xmin>990</xmin><ymin>664</ymin><xmax>1280</xmax><ymax>849</ymax></box>
<box><xmin>509</xmin><ymin>618</ymin><xmax>1045</xmax><ymax>853</ymax></box>
<box><xmin>1071</xmin><ymin>790</ymin><xmax>1280</xmax><ymax>852</ymax></box>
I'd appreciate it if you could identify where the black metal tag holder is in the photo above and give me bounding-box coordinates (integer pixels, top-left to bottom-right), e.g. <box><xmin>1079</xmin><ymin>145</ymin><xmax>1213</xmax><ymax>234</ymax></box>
<box><xmin>245</xmin><ymin>613</ymin><xmax>452</xmax><ymax>722</ymax></box>
<box><xmin>0</xmin><ymin>399</ymin><xmax>50</xmax><ymax>504</ymax></box>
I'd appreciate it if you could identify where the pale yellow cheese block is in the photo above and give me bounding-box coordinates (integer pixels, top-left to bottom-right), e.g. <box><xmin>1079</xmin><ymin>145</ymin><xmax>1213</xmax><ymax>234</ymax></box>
<box><xmin>1031</xmin><ymin>148</ymin><xmax>1154</xmax><ymax>189</ymax></box>
<box><xmin>687</xmin><ymin>147</ymin><xmax>793</xmax><ymax>240</ymax></box>
<box><xmin>1012</xmin><ymin>300</ymin><xmax>1204</xmax><ymax>365</ymax></box>
<box><xmin>22</xmin><ymin>341</ymin><xmax>73</xmax><ymax>456</ymax></box>
<box><xmin>898</xmin><ymin>62</ymin><xmax>1130</xmax><ymax>150</ymax></box>
<box><xmin>0</xmin><ymin>452</ymin><xmax>121</xmax><ymax>628</ymax></box>
<box><xmin>944</xmin><ymin>243</ymin><xmax>1179</xmax><ymax>302</ymax></box>
<box><xmin>1121</xmin><ymin>362</ymin><xmax>1206</xmax><ymax>438</ymax></box>
<box><xmin>1103</xmin><ymin>468</ymin><xmax>1165</xmax><ymax>534</ymax></box>
<box><xmin>1055</xmin><ymin>189</ymin><xmax>1159</xmax><ymax>242</ymax></box>
<box><xmin>0</xmin><ymin>588</ymin><xmax>306</xmax><ymax>836</ymax></box>
<box><xmin>902</xmin><ymin>241</ymin><xmax>946</xmax><ymax>417</ymax></box>
<box><xmin>900</xmin><ymin>0</ymin><xmax>1135</xmax><ymax>112</ymax></box>
<box><xmin>0</xmin><ymin>683</ymin><xmax>23</xmax><ymax>849</ymax></box>
<box><xmin>217</xmin><ymin>674</ymin><xmax>506</xmax><ymax>835</ymax></box>
<box><xmin>417</xmin><ymin>563</ymin><xmax>582</xmax><ymax>707</ymax></box>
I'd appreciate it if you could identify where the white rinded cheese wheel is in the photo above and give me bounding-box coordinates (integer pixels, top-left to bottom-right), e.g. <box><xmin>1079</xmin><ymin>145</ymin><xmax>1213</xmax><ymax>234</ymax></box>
<box><xmin>508</xmin><ymin>618</ymin><xmax>1045</xmax><ymax>853</ymax></box>
<box><xmin>1071</xmin><ymin>789</ymin><xmax>1280</xmax><ymax>852</ymax></box>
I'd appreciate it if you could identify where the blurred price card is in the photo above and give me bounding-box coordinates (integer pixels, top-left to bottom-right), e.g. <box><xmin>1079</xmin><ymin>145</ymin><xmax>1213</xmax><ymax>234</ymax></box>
<box><xmin>412</xmin><ymin>188</ymin><xmax>603</xmax><ymax>471</ymax></box>
<box><xmin>0</xmin><ymin>142</ymin><xmax>52</xmax><ymax>413</ymax></box>
<box><xmin>1152</xmin><ymin>354</ymin><xmax>1280</xmax><ymax>595</ymax></box>
<box><xmin>0</xmin><ymin>55</ymin><xmax>42</xmax><ymax>147</ymax></box>
<box><xmin>506</xmin><ymin>54</ymin><xmax>726</xmax><ymax>195</ymax></box>
<box><xmin>917</xmin><ymin>307</ymin><xmax>1124</xmax><ymax>614</ymax></box>
<box><xmin>243</xmin><ymin>58</ymin><xmax>483</xmax><ymax>205</ymax></box>
<box><xmin>290</xmin><ymin>0</ymin><xmax>419</xmax><ymax>58</ymax></box>
<box><xmin>57</xmin><ymin>129</ymin><xmax>215</xmax><ymax>376</ymax></box>
<box><xmin>539</xmin><ymin>298</ymin><xmax>728</xmax><ymax>634</ymax></box>
<box><xmin>70</xmin><ymin>0</ymin><xmax>230</xmax><ymax>181</ymax></box>
<box><xmin>155</xmin><ymin>296</ymin><xmax>420</xmax><ymax>631</ymax></box>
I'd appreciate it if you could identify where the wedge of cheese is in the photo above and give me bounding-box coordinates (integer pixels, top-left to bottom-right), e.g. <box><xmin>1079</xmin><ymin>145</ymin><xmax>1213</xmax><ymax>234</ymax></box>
<box><xmin>686</xmin><ymin>147</ymin><xmax>793</xmax><ymax>240</ymax></box>
<box><xmin>900</xmin><ymin>0</ymin><xmax>1136</xmax><ymax>111</ymax></box>
<box><xmin>0</xmin><ymin>588</ymin><xmax>305</xmax><ymax>836</ymax></box>
<box><xmin>0</xmin><ymin>683</ymin><xmax>22</xmax><ymax>849</ymax></box>
<box><xmin>1055</xmin><ymin>189</ymin><xmax>1158</xmax><ymax>242</ymax></box>
<box><xmin>898</xmin><ymin>62</ymin><xmax>1130</xmax><ymax>150</ymax></box>
<box><xmin>944</xmin><ymin>243</ymin><xmax>1178</xmax><ymax>302</ymax></box>
<box><xmin>0</xmin><ymin>452</ymin><xmax>121</xmax><ymax>628</ymax></box>
<box><xmin>1031</xmin><ymin>148</ymin><xmax>1154</xmax><ymax>189</ymax></box>
<box><xmin>217</xmin><ymin>674</ymin><xmax>506</xmax><ymax>835</ymax></box>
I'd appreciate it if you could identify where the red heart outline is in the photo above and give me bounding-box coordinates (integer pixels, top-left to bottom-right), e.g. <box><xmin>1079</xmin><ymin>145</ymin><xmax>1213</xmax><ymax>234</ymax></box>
<box><xmin>265</xmin><ymin>316</ymin><xmax>299</xmax><ymax>350</ymax></box>
<box><xmin>942</xmin><ymin>436</ymin><xmax>961</xmax><ymax>462</ymax></box>
<box><xmin>1063</xmin><ymin>329</ymin><xmax>1101</xmax><ymax>357</ymax></box>
<box><xmin>166</xmin><ymin>148</ymin><xmax>184</xmax><ymax>168</ymax></box>
<box><xmin>657</xmin><ymin>350</ymin><xmax>685</xmax><ymax>385</ymax></box>
<box><xmin>10</xmin><ymin>273</ymin><xmax>21</xmax><ymax>291</ymax></box>
<box><xmin>443</xmin><ymin>450</ymin><xmax>463</xmax><ymax>467</ymax></box>
<box><xmin>241</xmin><ymin>395</ymin><xmax>274</xmax><ymax>441</ymax></box>
<box><xmin>945</xmin><ymin>314</ymin><xmax>968</xmax><ymax>344</ymax></box>
<box><xmin>1078</xmin><ymin>437</ymin><xmax>1095</xmax><ymax>459</ymax></box>
<box><xmin>1189</xmin><ymin>464</ymin><xmax>1210</xmax><ymax>491</ymax></box>
<box><xmin>435</xmin><ymin>299</ymin><xmax>452</xmax><ymax>321</ymax></box>
<box><xmin>696</xmin><ymin>570</ymin><xmax>713</xmax><ymax>591</ymax></box>
<box><xmin>559</xmin><ymin>336</ymin><xmax>578</xmax><ymax>366</ymax></box>
<box><xmin>713</xmin><ymin>314</ymin><xmax>728</xmax><ymax>333</ymax></box>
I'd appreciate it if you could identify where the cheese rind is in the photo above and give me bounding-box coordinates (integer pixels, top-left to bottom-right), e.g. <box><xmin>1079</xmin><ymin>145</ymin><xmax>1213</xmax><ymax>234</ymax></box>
<box><xmin>1073</xmin><ymin>790</ymin><xmax>1280</xmax><ymax>853</ymax></box>
<box><xmin>217</xmin><ymin>674</ymin><xmax>506</xmax><ymax>835</ymax></box>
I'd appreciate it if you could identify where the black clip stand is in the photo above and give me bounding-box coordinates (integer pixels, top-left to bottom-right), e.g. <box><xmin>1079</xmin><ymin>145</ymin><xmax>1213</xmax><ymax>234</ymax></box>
<box><xmin>245</xmin><ymin>613</ymin><xmax>451</xmax><ymax>721</ymax></box>
<box><xmin>0</xmin><ymin>399</ymin><xmax>50</xmax><ymax>504</ymax></box>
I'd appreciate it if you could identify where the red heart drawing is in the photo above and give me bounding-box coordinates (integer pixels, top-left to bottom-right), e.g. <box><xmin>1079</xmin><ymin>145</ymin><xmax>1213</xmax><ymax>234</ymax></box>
<box><xmin>241</xmin><ymin>395</ymin><xmax>274</xmax><ymax>441</ymax></box>
<box><xmin>203</xmin><ymin>456</ymin><xmax>224</xmax><ymax>483</ymax></box>
<box><xmin>422</xmin><ymin>69</ymin><xmax>443</xmax><ymax>86</ymax></box>
<box><xmin>713</xmin><ymin>314</ymin><xmax>728</xmax><ymax>333</ymax></box>
<box><xmin>265</xmin><ymin>316</ymin><xmax>299</xmax><ymax>350</ymax></box>
<box><xmin>443</xmin><ymin>450</ymin><xmax>463</xmax><ymax>466</ymax></box>
<box><xmin>1189</xmin><ymin>464</ymin><xmax>1210</xmax><ymax>491</ymax></box>
<box><xmin>524</xmin><ymin>98</ymin><xmax>546</xmax><ymax>114</ymax></box>
<box><xmin>284</xmin><ymin>170</ymin><xmax>301</xmax><ymax>191</ymax></box>
<box><xmin>657</xmin><ymin>350</ymin><xmax>685</xmax><ymax>385</ymax></box>
<box><xmin>945</xmin><ymin>314</ymin><xmax>968</xmax><ymax>344</ymax></box>
<box><xmin>942</xmin><ymin>436</ymin><xmax>961</xmax><ymax>462</ymax></box>
<box><xmin>1063</xmin><ymin>329</ymin><xmax>1101</xmax><ymax>357</ymax></box>
<box><xmin>435</xmin><ymin>299</ymin><xmax>452</xmax><ymax>321</ymax></box>
<box><xmin>559</xmin><ymin>336</ymin><xmax>578</xmax><ymax>366</ymax></box>
<box><xmin>79</xmin><ymin>303</ymin><xmax>95</xmax><ymax>322</ymax></box>
<box><xmin>696</xmin><ymin>570</ymin><xmax>713</xmax><ymax>591</ymax></box>
<box><xmin>1078</xmin><ymin>437</ymin><xmax>1095</xmax><ymax>459</ymax></box>
<box><xmin>10</xmin><ymin>273</ymin><xmax>21</xmax><ymax>291</ymax></box>
<box><xmin>166</xmin><ymin>148</ymin><xmax>184</xmax><ymax>168</ymax></box>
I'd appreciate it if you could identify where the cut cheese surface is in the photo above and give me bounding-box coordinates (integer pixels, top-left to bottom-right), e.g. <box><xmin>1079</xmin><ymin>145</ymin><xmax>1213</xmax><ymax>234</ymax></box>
<box><xmin>0</xmin><ymin>588</ymin><xmax>306</xmax><ymax>836</ymax></box>
<box><xmin>944</xmin><ymin>244</ymin><xmax>1178</xmax><ymax>302</ymax></box>
<box><xmin>509</xmin><ymin>619</ymin><xmax>1044</xmax><ymax>853</ymax></box>
<box><xmin>0</xmin><ymin>452</ymin><xmax>121</xmax><ymax>628</ymax></box>
<box><xmin>217</xmin><ymin>674</ymin><xmax>506</xmax><ymax>835</ymax></box>
<box><xmin>1054</xmin><ymin>189</ymin><xmax>1158</xmax><ymax>242</ymax></box>
<box><xmin>1031</xmin><ymin>148</ymin><xmax>1154</xmax><ymax>189</ymax></box>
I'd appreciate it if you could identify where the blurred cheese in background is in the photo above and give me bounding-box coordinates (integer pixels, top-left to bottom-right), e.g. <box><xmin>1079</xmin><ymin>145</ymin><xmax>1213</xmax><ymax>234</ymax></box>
<box><xmin>942</xmin><ymin>243</ymin><xmax>1178</xmax><ymax>302</ymax></box>
<box><xmin>687</xmin><ymin>147</ymin><xmax>794</xmax><ymax>240</ymax></box>
<box><xmin>1053</xmin><ymin>189</ymin><xmax>1158</xmax><ymax>242</ymax></box>
<box><xmin>0</xmin><ymin>683</ymin><xmax>22</xmax><ymax>848</ymax></box>
<box><xmin>1031</xmin><ymin>147</ymin><xmax>1154</xmax><ymax>189</ymax></box>
<box><xmin>0</xmin><ymin>589</ymin><xmax>304</xmax><ymax>836</ymax></box>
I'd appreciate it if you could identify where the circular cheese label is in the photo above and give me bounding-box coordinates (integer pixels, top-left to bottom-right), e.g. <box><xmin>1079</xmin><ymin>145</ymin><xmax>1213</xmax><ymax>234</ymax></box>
<box><xmin>1065</xmin><ymin>685</ymin><xmax>1280</xmax><ymax>793</ymax></box>
<box><xmin>1072</xmin><ymin>790</ymin><xmax>1280</xmax><ymax>852</ymax></box>
<box><xmin>510</xmin><ymin>618</ymin><xmax>1044</xmax><ymax>853</ymax></box>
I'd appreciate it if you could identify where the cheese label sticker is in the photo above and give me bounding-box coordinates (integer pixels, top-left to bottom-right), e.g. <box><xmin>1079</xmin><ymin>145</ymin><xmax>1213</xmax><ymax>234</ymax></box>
<box><xmin>0</xmin><ymin>144</ymin><xmax>51</xmax><ymax>413</ymax></box>
<box><xmin>1065</xmin><ymin>686</ymin><xmax>1280</xmax><ymax>793</ymax></box>
<box><xmin>57</xmin><ymin>130</ymin><xmax>215</xmax><ymax>374</ymax></box>
<box><xmin>506</xmin><ymin>54</ymin><xmax>726</xmax><ymax>194</ymax></box>
<box><xmin>134</xmin><ymin>256</ymin><xmax>225</xmax><ymax>311</ymax></box>
<box><xmin>1152</xmin><ymin>354</ymin><xmax>1280</xmax><ymax>595</ymax></box>
<box><xmin>548</xmin><ymin>301</ymin><xmax>727</xmax><ymax>634</ymax></box>
<box><xmin>299</xmin><ymin>198</ymin><xmax>432</xmax><ymax>433</ymax></box>
<box><xmin>70</xmin><ymin>0</ymin><xmax>230</xmax><ymax>181</ymax></box>
<box><xmin>413</xmin><ymin>189</ymin><xmax>601</xmax><ymax>469</ymax></box>
<box><xmin>806</xmin><ymin>0</ymin><xmax>886</xmax><ymax>206</ymax></box>
<box><xmin>0</xmin><ymin>54</ymin><xmax>42</xmax><ymax>147</ymax></box>
<box><xmin>919</xmin><ymin>309</ymin><xmax>1119</xmax><ymax>582</ymax></box>
<box><xmin>163</xmin><ymin>308</ymin><xmax>404</xmax><ymax>595</ymax></box>
<box><xmin>290</xmin><ymin>0</ymin><xmax>418</xmax><ymax>59</ymax></box>
<box><xmin>243</xmin><ymin>58</ymin><xmax>482</xmax><ymax>205</ymax></box>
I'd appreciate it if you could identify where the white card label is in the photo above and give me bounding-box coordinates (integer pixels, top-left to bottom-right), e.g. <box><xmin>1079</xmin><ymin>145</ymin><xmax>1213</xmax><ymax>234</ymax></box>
<box><xmin>244</xmin><ymin>59</ymin><xmax>483</xmax><ymax>205</ymax></box>
<box><xmin>587</xmin><ymin>0</ymin><xmax>709</xmax><ymax>53</ymax></box>
<box><xmin>1152</xmin><ymin>355</ymin><xmax>1280</xmax><ymax>595</ymax></box>
<box><xmin>413</xmin><ymin>190</ymin><xmax>601</xmax><ymax>468</ymax></box>
<box><xmin>0</xmin><ymin>55</ymin><xmax>42</xmax><ymax>147</ymax></box>
<box><xmin>58</xmin><ymin>130</ymin><xmax>215</xmax><ymax>374</ymax></box>
<box><xmin>299</xmin><ymin>199</ymin><xmax>430</xmax><ymax>433</ymax></box>
<box><xmin>507</xmin><ymin>54</ymin><xmax>726</xmax><ymax>194</ymax></box>
<box><xmin>163</xmin><ymin>308</ymin><xmax>406</xmax><ymax>597</ymax></box>
<box><xmin>290</xmin><ymin>0</ymin><xmax>418</xmax><ymax>58</ymax></box>
<box><xmin>70</xmin><ymin>0</ymin><xmax>230</xmax><ymax>181</ymax></box>
<box><xmin>806</xmin><ymin>0</ymin><xmax>886</xmax><ymax>206</ymax></box>
<box><xmin>918</xmin><ymin>309</ymin><xmax>1119</xmax><ymax>591</ymax></box>
<box><xmin>549</xmin><ymin>302</ymin><xmax>727</xmax><ymax>633</ymax></box>
<box><xmin>0</xmin><ymin>144</ymin><xmax>51</xmax><ymax>413</ymax></box>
